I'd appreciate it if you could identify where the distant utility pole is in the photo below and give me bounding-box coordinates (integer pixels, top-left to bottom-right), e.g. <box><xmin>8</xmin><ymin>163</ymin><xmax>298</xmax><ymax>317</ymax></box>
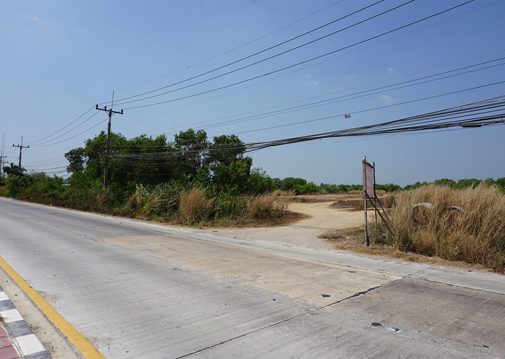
<box><xmin>0</xmin><ymin>135</ymin><xmax>7</xmax><ymax>177</ymax></box>
<box><xmin>96</xmin><ymin>92</ymin><xmax>123</xmax><ymax>189</ymax></box>
<box><xmin>0</xmin><ymin>153</ymin><xmax>6</xmax><ymax>177</ymax></box>
<box><xmin>1</xmin><ymin>134</ymin><xmax>4</xmax><ymax>176</ymax></box>
<box><xmin>13</xmin><ymin>136</ymin><xmax>29</xmax><ymax>176</ymax></box>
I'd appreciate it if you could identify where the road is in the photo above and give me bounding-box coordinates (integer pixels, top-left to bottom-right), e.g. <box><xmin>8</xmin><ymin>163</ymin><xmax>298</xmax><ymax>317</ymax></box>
<box><xmin>0</xmin><ymin>197</ymin><xmax>504</xmax><ymax>358</ymax></box>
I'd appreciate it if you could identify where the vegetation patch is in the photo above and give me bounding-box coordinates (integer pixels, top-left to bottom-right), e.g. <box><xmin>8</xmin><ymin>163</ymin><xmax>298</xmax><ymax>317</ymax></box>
<box><xmin>321</xmin><ymin>184</ymin><xmax>505</xmax><ymax>273</ymax></box>
<box><xmin>391</xmin><ymin>184</ymin><xmax>505</xmax><ymax>272</ymax></box>
<box><xmin>1</xmin><ymin>128</ymin><xmax>504</xmax><ymax>269</ymax></box>
<box><xmin>319</xmin><ymin>225</ymin><xmax>491</xmax><ymax>272</ymax></box>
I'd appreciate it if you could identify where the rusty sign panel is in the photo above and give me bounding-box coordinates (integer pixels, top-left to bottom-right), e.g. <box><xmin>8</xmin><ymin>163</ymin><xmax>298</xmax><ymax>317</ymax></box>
<box><xmin>362</xmin><ymin>161</ymin><xmax>374</xmax><ymax>198</ymax></box>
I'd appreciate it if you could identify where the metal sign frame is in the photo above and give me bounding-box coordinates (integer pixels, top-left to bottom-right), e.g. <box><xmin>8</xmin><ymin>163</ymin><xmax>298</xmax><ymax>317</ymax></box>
<box><xmin>362</xmin><ymin>156</ymin><xmax>395</xmax><ymax>246</ymax></box>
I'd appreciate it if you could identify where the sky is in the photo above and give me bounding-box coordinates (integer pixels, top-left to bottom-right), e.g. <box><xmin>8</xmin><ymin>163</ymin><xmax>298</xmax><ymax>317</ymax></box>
<box><xmin>1</xmin><ymin>0</ymin><xmax>504</xmax><ymax>186</ymax></box>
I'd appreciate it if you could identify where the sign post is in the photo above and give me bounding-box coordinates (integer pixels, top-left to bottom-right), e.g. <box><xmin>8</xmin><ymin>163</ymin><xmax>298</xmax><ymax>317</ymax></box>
<box><xmin>362</xmin><ymin>157</ymin><xmax>395</xmax><ymax>246</ymax></box>
<box><xmin>362</xmin><ymin>157</ymin><xmax>374</xmax><ymax>246</ymax></box>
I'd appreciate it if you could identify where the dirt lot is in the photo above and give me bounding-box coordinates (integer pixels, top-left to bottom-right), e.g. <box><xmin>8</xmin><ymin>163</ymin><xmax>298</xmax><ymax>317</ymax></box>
<box><xmin>205</xmin><ymin>193</ymin><xmax>491</xmax><ymax>271</ymax></box>
<box><xmin>208</xmin><ymin>193</ymin><xmax>365</xmax><ymax>250</ymax></box>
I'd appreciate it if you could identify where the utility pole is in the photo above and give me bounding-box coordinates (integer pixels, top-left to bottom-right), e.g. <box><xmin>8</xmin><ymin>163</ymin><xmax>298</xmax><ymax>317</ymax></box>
<box><xmin>13</xmin><ymin>136</ymin><xmax>29</xmax><ymax>176</ymax></box>
<box><xmin>0</xmin><ymin>153</ymin><xmax>6</xmax><ymax>177</ymax></box>
<box><xmin>1</xmin><ymin>135</ymin><xmax>5</xmax><ymax>176</ymax></box>
<box><xmin>96</xmin><ymin>92</ymin><xmax>123</xmax><ymax>189</ymax></box>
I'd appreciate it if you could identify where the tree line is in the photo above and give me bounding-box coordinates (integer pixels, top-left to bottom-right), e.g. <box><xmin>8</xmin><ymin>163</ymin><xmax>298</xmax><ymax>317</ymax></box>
<box><xmin>1</xmin><ymin>128</ymin><xmax>504</xmax><ymax>210</ymax></box>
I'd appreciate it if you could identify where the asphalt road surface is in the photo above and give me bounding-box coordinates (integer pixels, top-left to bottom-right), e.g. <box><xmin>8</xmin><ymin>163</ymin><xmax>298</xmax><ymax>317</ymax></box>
<box><xmin>0</xmin><ymin>197</ymin><xmax>504</xmax><ymax>358</ymax></box>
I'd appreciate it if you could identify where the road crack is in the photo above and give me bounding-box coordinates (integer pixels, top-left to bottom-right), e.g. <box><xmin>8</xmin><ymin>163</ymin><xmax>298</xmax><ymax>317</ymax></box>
<box><xmin>176</xmin><ymin>283</ymin><xmax>384</xmax><ymax>358</ymax></box>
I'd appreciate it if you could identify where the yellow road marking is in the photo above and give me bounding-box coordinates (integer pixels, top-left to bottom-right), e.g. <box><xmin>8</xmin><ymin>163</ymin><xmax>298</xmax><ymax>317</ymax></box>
<box><xmin>0</xmin><ymin>255</ymin><xmax>106</xmax><ymax>359</ymax></box>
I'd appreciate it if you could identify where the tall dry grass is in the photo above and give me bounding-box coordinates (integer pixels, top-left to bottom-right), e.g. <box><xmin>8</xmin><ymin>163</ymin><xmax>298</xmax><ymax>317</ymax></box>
<box><xmin>245</xmin><ymin>190</ymin><xmax>290</xmax><ymax>219</ymax></box>
<box><xmin>120</xmin><ymin>185</ymin><xmax>293</xmax><ymax>225</ymax></box>
<box><xmin>177</xmin><ymin>187</ymin><xmax>214</xmax><ymax>224</ymax></box>
<box><xmin>391</xmin><ymin>184</ymin><xmax>505</xmax><ymax>272</ymax></box>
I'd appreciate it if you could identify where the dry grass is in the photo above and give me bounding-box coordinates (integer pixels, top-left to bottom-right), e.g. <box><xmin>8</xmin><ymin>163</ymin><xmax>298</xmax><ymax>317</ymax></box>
<box><xmin>245</xmin><ymin>190</ymin><xmax>290</xmax><ymax>220</ymax></box>
<box><xmin>121</xmin><ymin>191</ymin><xmax>138</xmax><ymax>216</ymax></box>
<box><xmin>391</xmin><ymin>184</ymin><xmax>505</xmax><ymax>272</ymax></box>
<box><xmin>0</xmin><ymin>187</ymin><xmax>7</xmax><ymax>197</ymax></box>
<box><xmin>319</xmin><ymin>226</ymin><xmax>492</xmax><ymax>272</ymax></box>
<box><xmin>177</xmin><ymin>187</ymin><xmax>214</xmax><ymax>224</ymax></box>
<box><xmin>117</xmin><ymin>186</ymin><xmax>298</xmax><ymax>227</ymax></box>
<box><xmin>319</xmin><ymin>184</ymin><xmax>505</xmax><ymax>273</ymax></box>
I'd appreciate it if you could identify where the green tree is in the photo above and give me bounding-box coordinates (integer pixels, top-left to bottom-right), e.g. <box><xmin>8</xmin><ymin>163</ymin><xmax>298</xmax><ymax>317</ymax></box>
<box><xmin>3</xmin><ymin>163</ymin><xmax>26</xmax><ymax>177</ymax></box>
<box><xmin>65</xmin><ymin>148</ymin><xmax>86</xmax><ymax>173</ymax></box>
<box><xmin>173</xmin><ymin>128</ymin><xmax>209</xmax><ymax>179</ymax></box>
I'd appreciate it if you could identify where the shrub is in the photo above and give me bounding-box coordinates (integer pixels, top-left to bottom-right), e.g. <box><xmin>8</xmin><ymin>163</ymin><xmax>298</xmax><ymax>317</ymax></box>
<box><xmin>212</xmin><ymin>191</ymin><xmax>248</xmax><ymax>220</ymax></box>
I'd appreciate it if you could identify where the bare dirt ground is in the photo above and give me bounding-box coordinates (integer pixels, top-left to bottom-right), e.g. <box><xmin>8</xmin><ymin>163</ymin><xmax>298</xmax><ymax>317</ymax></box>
<box><xmin>207</xmin><ymin>193</ymin><xmax>364</xmax><ymax>250</ymax></box>
<box><xmin>205</xmin><ymin>193</ymin><xmax>492</xmax><ymax>272</ymax></box>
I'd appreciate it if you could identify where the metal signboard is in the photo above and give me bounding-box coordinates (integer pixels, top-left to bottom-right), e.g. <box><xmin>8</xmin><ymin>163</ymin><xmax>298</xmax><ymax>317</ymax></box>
<box><xmin>362</xmin><ymin>160</ymin><xmax>374</xmax><ymax>199</ymax></box>
<box><xmin>361</xmin><ymin>157</ymin><xmax>395</xmax><ymax>246</ymax></box>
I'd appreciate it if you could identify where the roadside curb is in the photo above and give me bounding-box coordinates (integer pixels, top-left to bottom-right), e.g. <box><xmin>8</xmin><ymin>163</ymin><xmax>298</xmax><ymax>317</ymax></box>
<box><xmin>0</xmin><ymin>285</ymin><xmax>50</xmax><ymax>359</ymax></box>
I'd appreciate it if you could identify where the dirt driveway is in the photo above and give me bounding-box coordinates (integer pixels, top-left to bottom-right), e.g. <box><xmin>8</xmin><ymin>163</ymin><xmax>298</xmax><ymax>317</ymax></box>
<box><xmin>208</xmin><ymin>195</ymin><xmax>364</xmax><ymax>250</ymax></box>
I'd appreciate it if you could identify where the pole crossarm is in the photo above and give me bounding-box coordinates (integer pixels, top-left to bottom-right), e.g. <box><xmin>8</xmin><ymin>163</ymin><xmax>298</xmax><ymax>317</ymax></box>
<box><xmin>96</xmin><ymin>102</ymin><xmax>123</xmax><ymax>189</ymax></box>
<box><xmin>13</xmin><ymin>137</ymin><xmax>29</xmax><ymax>176</ymax></box>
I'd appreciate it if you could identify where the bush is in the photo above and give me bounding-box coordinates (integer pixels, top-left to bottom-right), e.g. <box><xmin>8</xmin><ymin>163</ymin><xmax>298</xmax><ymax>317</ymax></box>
<box><xmin>298</xmin><ymin>182</ymin><xmax>320</xmax><ymax>194</ymax></box>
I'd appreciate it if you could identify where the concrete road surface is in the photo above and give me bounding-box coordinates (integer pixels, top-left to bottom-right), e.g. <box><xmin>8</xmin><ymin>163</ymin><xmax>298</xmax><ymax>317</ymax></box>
<box><xmin>0</xmin><ymin>197</ymin><xmax>504</xmax><ymax>358</ymax></box>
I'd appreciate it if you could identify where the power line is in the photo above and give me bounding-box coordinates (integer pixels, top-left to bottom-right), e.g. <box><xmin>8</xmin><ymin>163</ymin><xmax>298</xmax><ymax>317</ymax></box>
<box><xmin>12</xmin><ymin>137</ymin><xmax>29</xmax><ymax>175</ymax></box>
<box><xmin>33</xmin><ymin>116</ymin><xmax>108</xmax><ymax>147</ymax></box>
<box><xmin>112</xmin><ymin>96</ymin><xmax>505</xmax><ymax>160</ymax></box>
<box><xmin>117</xmin><ymin>0</ymin><xmax>475</xmax><ymax>110</ymax></box>
<box><xmin>96</xmin><ymin>92</ymin><xmax>124</xmax><ymax>189</ymax></box>
<box><xmin>115</xmin><ymin>48</ymin><xmax>505</xmax><ymax>135</ymax></box>
<box><xmin>160</xmin><ymin>58</ymin><xmax>505</xmax><ymax>136</ymax></box>
<box><xmin>232</xmin><ymin>81</ymin><xmax>505</xmax><ymax>136</ymax></box>
<box><xmin>114</xmin><ymin>0</ymin><xmax>346</xmax><ymax>92</ymax></box>
<box><xmin>103</xmin><ymin>97</ymin><xmax>505</xmax><ymax>177</ymax></box>
<box><xmin>113</xmin><ymin>79</ymin><xmax>505</xmax><ymax>149</ymax></box>
<box><xmin>113</xmin><ymin>0</ymin><xmax>422</xmax><ymax>108</ymax></box>
<box><xmin>28</xmin><ymin>92</ymin><xmax>113</xmax><ymax>146</ymax></box>
<box><xmin>109</xmin><ymin>0</ymin><xmax>388</xmax><ymax>104</ymax></box>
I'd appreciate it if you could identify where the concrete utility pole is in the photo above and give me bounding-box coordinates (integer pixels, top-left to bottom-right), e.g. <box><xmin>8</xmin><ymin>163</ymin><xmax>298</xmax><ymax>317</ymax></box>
<box><xmin>0</xmin><ymin>153</ymin><xmax>6</xmax><ymax>177</ymax></box>
<box><xmin>96</xmin><ymin>92</ymin><xmax>123</xmax><ymax>189</ymax></box>
<box><xmin>13</xmin><ymin>136</ymin><xmax>29</xmax><ymax>176</ymax></box>
<box><xmin>1</xmin><ymin>135</ymin><xmax>4</xmax><ymax>176</ymax></box>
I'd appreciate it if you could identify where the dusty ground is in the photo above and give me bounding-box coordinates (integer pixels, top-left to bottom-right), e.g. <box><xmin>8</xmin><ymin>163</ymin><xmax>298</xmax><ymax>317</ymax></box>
<box><xmin>207</xmin><ymin>194</ymin><xmax>364</xmax><ymax>250</ymax></box>
<box><xmin>205</xmin><ymin>193</ymin><xmax>493</xmax><ymax>272</ymax></box>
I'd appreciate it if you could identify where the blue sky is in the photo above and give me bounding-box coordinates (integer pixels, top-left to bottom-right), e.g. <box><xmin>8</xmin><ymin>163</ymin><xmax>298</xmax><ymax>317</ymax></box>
<box><xmin>1</xmin><ymin>0</ymin><xmax>504</xmax><ymax>186</ymax></box>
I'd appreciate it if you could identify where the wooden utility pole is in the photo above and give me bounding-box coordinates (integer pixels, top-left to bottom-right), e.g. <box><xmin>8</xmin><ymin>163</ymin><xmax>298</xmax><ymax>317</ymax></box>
<box><xmin>13</xmin><ymin>136</ymin><xmax>29</xmax><ymax>176</ymax></box>
<box><xmin>96</xmin><ymin>93</ymin><xmax>123</xmax><ymax>189</ymax></box>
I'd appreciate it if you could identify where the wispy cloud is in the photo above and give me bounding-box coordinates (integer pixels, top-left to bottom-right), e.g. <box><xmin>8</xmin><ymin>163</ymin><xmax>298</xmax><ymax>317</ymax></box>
<box><xmin>304</xmin><ymin>75</ymin><xmax>319</xmax><ymax>87</ymax></box>
<box><xmin>379</xmin><ymin>95</ymin><xmax>395</xmax><ymax>103</ymax></box>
